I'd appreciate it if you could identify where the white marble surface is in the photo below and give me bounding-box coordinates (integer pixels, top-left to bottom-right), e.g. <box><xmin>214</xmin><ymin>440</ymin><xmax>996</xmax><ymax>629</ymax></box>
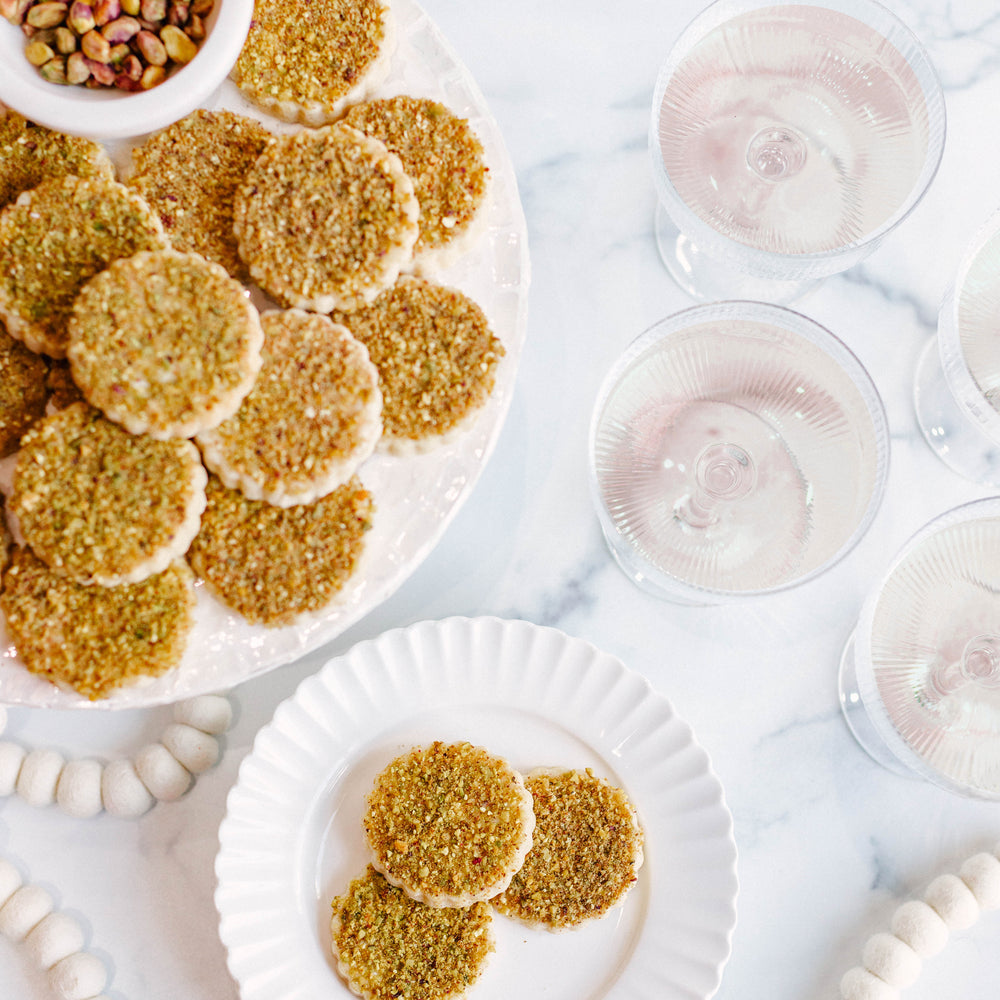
<box><xmin>3</xmin><ymin>0</ymin><xmax>1000</xmax><ymax>997</ymax></box>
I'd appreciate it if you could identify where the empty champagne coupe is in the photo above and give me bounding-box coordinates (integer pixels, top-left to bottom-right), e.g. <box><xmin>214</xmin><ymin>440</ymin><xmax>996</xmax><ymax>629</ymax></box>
<box><xmin>839</xmin><ymin>498</ymin><xmax>1000</xmax><ymax>799</ymax></box>
<box><xmin>914</xmin><ymin>208</ymin><xmax>1000</xmax><ymax>485</ymax></box>
<box><xmin>588</xmin><ymin>300</ymin><xmax>889</xmax><ymax>604</ymax></box>
<box><xmin>650</xmin><ymin>0</ymin><xmax>946</xmax><ymax>303</ymax></box>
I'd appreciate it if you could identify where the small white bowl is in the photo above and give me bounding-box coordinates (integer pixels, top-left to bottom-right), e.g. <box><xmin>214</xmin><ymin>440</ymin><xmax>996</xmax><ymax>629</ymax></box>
<box><xmin>0</xmin><ymin>0</ymin><xmax>252</xmax><ymax>141</ymax></box>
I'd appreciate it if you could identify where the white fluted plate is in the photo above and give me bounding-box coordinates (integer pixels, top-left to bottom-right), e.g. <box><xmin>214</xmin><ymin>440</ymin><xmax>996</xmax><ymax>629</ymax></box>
<box><xmin>215</xmin><ymin>616</ymin><xmax>738</xmax><ymax>1000</ymax></box>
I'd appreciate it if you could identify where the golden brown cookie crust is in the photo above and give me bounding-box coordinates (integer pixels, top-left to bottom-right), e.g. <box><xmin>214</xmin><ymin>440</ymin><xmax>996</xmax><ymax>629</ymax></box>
<box><xmin>0</xmin><ymin>175</ymin><xmax>167</xmax><ymax>358</ymax></box>
<box><xmin>233</xmin><ymin>124</ymin><xmax>419</xmax><ymax>313</ymax></box>
<box><xmin>0</xmin><ymin>546</ymin><xmax>195</xmax><ymax>701</ymax></box>
<box><xmin>127</xmin><ymin>109</ymin><xmax>272</xmax><ymax>281</ymax></box>
<box><xmin>187</xmin><ymin>474</ymin><xmax>374</xmax><ymax>626</ymax></box>
<box><xmin>363</xmin><ymin>741</ymin><xmax>535</xmax><ymax>908</ymax></box>
<box><xmin>0</xmin><ymin>321</ymin><xmax>48</xmax><ymax>458</ymax></box>
<box><xmin>196</xmin><ymin>309</ymin><xmax>382</xmax><ymax>507</ymax></box>
<box><xmin>232</xmin><ymin>0</ymin><xmax>395</xmax><ymax>124</ymax></box>
<box><xmin>492</xmin><ymin>768</ymin><xmax>645</xmax><ymax>931</ymax></box>
<box><xmin>330</xmin><ymin>866</ymin><xmax>494</xmax><ymax>1000</ymax></box>
<box><xmin>334</xmin><ymin>277</ymin><xmax>504</xmax><ymax>454</ymax></box>
<box><xmin>0</xmin><ymin>110</ymin><xmax>115</xmax><ymax>210</ymax></box>
<box><xmin>341</xmin><ymin>96</ymin><xmax>490</xmax><ymax>271</ymax></box>
<box><xmin>10</xmin><ymin>403</ymin><xmax>207</xmax><ymax>587</ymax></box>
<box><xmin>67</xmin><ymin>249</ymin><xmax>264</xmax><ymax>440</ymax></box>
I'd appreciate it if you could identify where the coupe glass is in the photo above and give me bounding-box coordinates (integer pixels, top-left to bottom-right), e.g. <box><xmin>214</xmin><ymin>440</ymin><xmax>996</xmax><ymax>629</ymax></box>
<box><xmin>914</xmin><ymin>208</ymin><xmax>1000</xmax><ymax>485</ymax></box>
<box><xmin>650</xmin><ymin>0</ymin><xmax>947</xmax><ymax>303</ymax></box>
<box><xmin>839</xmin><ymin>499</ymin><xmax>1000</xmax><ymax>799</ymax></box>
<box><xmin>588</xmin><ymin>300</ymin><xmax>889</xmax><ymax>605</ymax></box>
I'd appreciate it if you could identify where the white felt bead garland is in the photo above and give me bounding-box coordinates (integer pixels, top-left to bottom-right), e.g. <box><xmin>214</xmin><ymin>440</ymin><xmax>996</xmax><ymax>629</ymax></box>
<box><xmin>0</xmin><ymin>857</ymin><xmax>110</xmax><ymax>1000</ymax></box>
<box><xmin>25</xmin><ymin>911</ymin><xmax>86</xmax><ymax>970</ymax></box>
<box><xmin>889</xmin><ymin>900</ymin><xmax>948</xmax><ymax>958</ymax></box>
<box><xmin>48</xmin><ymin>951</ymin><xmax>108</xmax><ymax>1000</ymax></box>
<box><xmin>0</xmin><ymin>883</ymin><xmax>54</xmax><ymax>941</ymax></box>
<box><xmin>100</xmin><ymin>759</ymin><xmax>155</xmax><ymax>818</ymax></box>
<box><xmin>0</xmin><ymin>694</ymin><xmax>231</xmax><ymax>818</ymax></box>
<box><xmin>841</xmin><ymin>844</ymin><xmax>1000</xmax><ymax>998</ymax></box>
<box><xmin>56</xmin><ymin>760</ymin><xmax>104</xmax><ymax>820</ymax></box>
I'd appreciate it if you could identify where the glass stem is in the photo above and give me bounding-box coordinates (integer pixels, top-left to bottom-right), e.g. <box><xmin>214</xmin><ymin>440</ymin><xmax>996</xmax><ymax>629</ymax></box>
<box><xmin>674</xmin><ymin>442</ymin><xmax>756</xmax><ymax>529</ymax></box>
<box><xmin>927</xmin><ymin>634</ymin><xmax>1000</xmax><ymax>699</ymax></box>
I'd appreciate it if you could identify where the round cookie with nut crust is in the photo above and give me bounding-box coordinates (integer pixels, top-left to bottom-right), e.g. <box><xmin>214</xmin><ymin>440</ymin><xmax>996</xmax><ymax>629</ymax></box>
<box><xmin>0</xmin><ymin>319</ymin><xmax>48</xmax><ymax>458</ymax></box>
<box><xmin>0</xmin><ymin>546</ymin><xmax>195</xmax><ymax>701</ymax></box>
<box><xmin>67</xmin><ymin>249</ymin><xmax>264</xmax><ymax>440</ymax></box>
<box><xmin>187</xmin><ymin>474</ymin><xmax>374</xmax><ymax>626</ymax></box>
<box><xmin>127</xmin><ymin>109</ymin><xmax>273</xmax><ymax>282</ymax></box>
<box><xmin>196</xmin><ymin>309</ymin><xmax>382</xmax><ymax>507</ymax></box>
<box><xmin>0</xmin><ymin>110</ymin><xmax>114</xmax><ymax>210</ymax></box>
<box><xmin>333</xmin><ymin>277</ymin><xmax>504</xmax><ymax>455</ymax></box>
<box><xmin>9</xmin><ymin>403</ymin><xmax>207</xmax><ymax>587</ymax></box>
<box><xmin>331</xmin><ymin>866</ymin><xmax>495</xmax><ymax>1000</ymax></box>
<box><xmin>363</xmin><ymin>741</ymin><xmax>535</xmax><ymax>908</ymax></box>
<box><xmin>232</xmin><ymin>0</ymin><xmax>395</xmax><ymax>125</ymax></box>
<box><xmin>341</xmin><ymin>96</ymin><xmax>491</xmax><ymax>274</ymax></box>
<box><xmin>233</xmin><ymin>124</ymin><xmax>419</xmax><ymax>313</ymax></box>
<box><xmin>0</xmin><ymin>174</ymin><xmax>167</xmax><ymax>358</ymax></box>
<box><xmin>492</xmin><ymin>768</ymin><xmax>645</xmax><ymax>931</ymax></box>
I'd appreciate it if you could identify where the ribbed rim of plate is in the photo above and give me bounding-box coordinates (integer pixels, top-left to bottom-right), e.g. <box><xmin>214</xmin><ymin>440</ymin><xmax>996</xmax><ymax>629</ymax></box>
<box><xmin>215</xmin><ymin>616</ymin><xmax>739</xmax><ymax>1000</ymax></box>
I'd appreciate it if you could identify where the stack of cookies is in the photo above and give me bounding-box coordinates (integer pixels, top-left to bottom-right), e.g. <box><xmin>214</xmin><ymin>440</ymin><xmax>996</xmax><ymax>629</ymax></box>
<box><xmin>331</xmin><ymin>741</ymin><xmax>645</xmax><ymax>1000</ymax></box>
<box><xmin>0</xmin><ymin>0</ymin><xmax>509</xmax><ymax>699</ymax></box>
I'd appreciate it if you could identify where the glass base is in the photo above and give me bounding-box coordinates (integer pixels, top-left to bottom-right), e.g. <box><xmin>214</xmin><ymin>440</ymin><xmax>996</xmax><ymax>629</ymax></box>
<box><xmin>837</xmin><ymin>632</ymin><xmax>915</xmax><ymax>779</ymax></box>
<box><xmin>913</xmin><ymin>336</ymin><xmax>1000</xmax><ymax>486</ymax></box>
<box><xmin>654</xmin><ymin>202</ymin><xmax>818</xmax><ymax>305</ymax></box>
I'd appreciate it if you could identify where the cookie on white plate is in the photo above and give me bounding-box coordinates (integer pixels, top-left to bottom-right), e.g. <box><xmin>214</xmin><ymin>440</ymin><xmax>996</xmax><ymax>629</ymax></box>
<box><xmin>196</xmin><ymin>309</ymin><xmax>381</xmax><ymax>507</ymax></box>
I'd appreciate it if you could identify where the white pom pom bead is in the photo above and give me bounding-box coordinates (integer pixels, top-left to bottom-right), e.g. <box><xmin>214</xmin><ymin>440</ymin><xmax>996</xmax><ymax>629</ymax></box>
<box><xmin>890</xmin><ymin>899</ymin><xmax>948</xmax><ymax>958</ymax></box>
<box><xmin>0</xmin><ymin>859</ymin><xmax>23</xmax><ymax>908</ymax></box>
<box><xmin>925</xmin><ymin>873</ymin><xmax>980</xmax><ymax>931</ymax></box>
<box><xmin>24</xmin><ymin>911</ymin><xmax>85</xmax><ymax>970</ymax></box>
<box><xmin>161</xmin><ymin>723</ymin><xmax>219</xmax><ymax>774</ymax></box>
<box><xmin>48</xmin><ymin>950</ymin><xmax>107</xmax><ymax>1000</ymax></box>
<box><xmin>0</xmin><ymin>741</ymin><xmax>27</xmax><ymax>796</ymax></box>
<box><xmin>173</xmin><ymin>695</ymin><xmax>232</xmax><ymax>735</ymax></box>
<box><xmin>840</xmin><ymin>966</ymin><xmax>900</xmax><ymax>1000</ymax></box>
<box><xmin>861</xmin><ymin>932</ymin><xmax>921</xmax><ymax>989</ymax></box>
<box><xmin>134</xmin><ymin>743</ymin><xmax>191</xmax><ymax>801</ymax></box>
<box><xmin>56</xmin><ymin>759</ymin><xmax>104</xmax><ymax>819</ymax></box>
<box><xmin>959</xmin><ymin>852</ymin><xmax>1000</xmax><ymax>911</ymax></box>
<box><xmin>16</xmin><ymin>748</ymin><xmax>65</xmax><ymax>807</ymax></box>
<box><xmin>101</xmin><ymin>759</ymin><xmax>154</xmax><ymax>818</ymax></box>
<box><xmin>0</xmin><ymin>884</ymin><xmax>54</xmax><ymax>941</ymax></box>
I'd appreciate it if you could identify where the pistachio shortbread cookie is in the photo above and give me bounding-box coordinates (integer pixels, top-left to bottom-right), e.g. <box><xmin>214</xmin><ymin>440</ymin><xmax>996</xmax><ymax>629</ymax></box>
<box><xmin>334</xmin><ymin>277</ymin><xmax>504</xmax><ymax>455</ymax></box>
<box><xmin>10</xmin><ymin>403</ymin><xmax>207</xmax><ymax>587</ymax></box>
<box><xmin>127</xmin><ymin>109</ymin><xmax>272</xmax><ymax>281</ymax></box>
<box><xmin>234</xmin><ymin>124</ymin><xmax>419</xmax><ymax>313</ymax></box>
<box><xmin>0</xmin><ymin>175</ymin><xmax>167</xmax><ymax>358</ymax></box>
<box><xmin>363</xmin><ymin>741</ymin><xmax>535</xmax><ymax>908</ymax></box>
<box><xmin>0</xmin><ymin>110</ymin><xmax>114</xmax><ymax>210</ymax></box>
<box><xmin>1</xmin><ymin>546</ymin><xmax>195</xmax><ymax>701</ymax></box>
<box><xmin>330</xmin><ymin>866</ymin><xmax>494</xmax><ymax>1000</ymax></box>
<box><xmin>196</xmin><ymin>309</ymin><xmax>382</xmax><ymax>507</ymax></box>
<box><xmin>187</xmin><ymin>474</ymin><xmax>374</xmax><ymax>626</ymax></box>
<box><xmin>492</xmin><ymin>768</ymin><xmax>645</xmax><ymax>930</ymax></box>
<box><xmin>341</xmin><ymin>95</ymin><xmax>490</xmax><ymax>273</ymax></box>
<box><xmin>0</xmin><ymin>320</ymin><xmax>48</xmax><ymax>457</ymax></box>
<box><xmin>232</xmin><ymin>0</ymin><xmax>395</xmax><ymax>124</ymax></box>
<box><xmin>67</xmin><ymin>249</ymin><xmax>264</xmax><ymax>440</ymax></box>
